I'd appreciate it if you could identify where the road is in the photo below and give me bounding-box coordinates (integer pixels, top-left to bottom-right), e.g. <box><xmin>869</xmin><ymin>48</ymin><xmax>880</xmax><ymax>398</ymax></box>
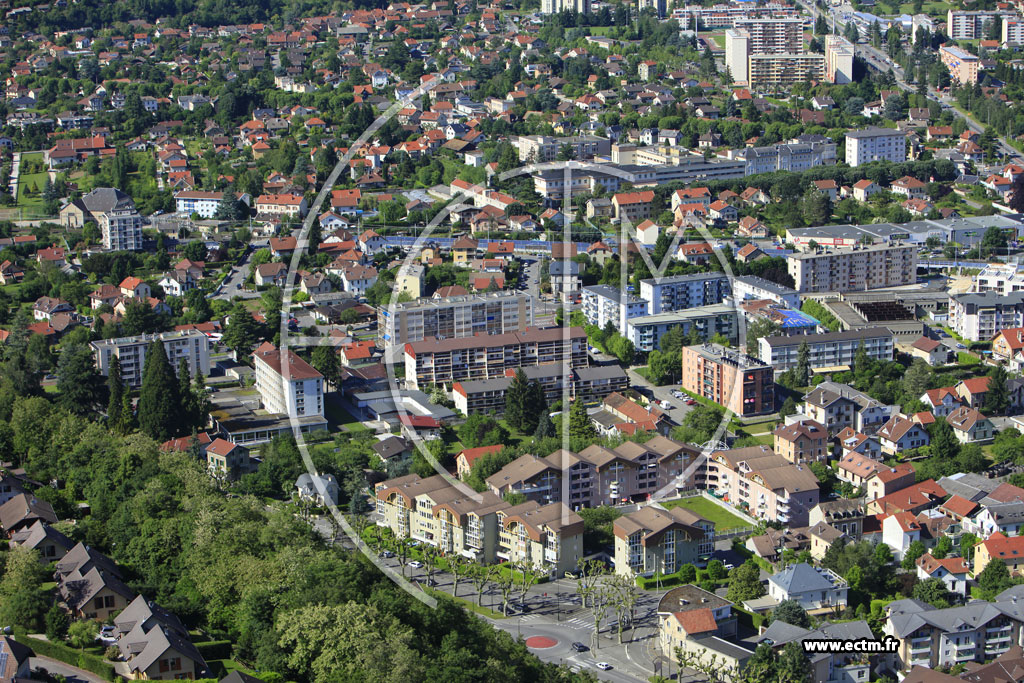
<box><xmin>213</xmin><ymin>238</ymin><xmax>267</xmax><ymax>300</ymax></box>
<box><xmin>30</xmin><ymin>656</ymin><xmax>109</xmax><ymax>683</ymax></box>
<box><xmin>795</xmin><ymin>0</ymin><xmax>1020</xmax><ymax>161</ymax></box>
<box><xmin>626</xmin><ymin>367</ymin><xmax>695</xmax><ymax>424</ymax></box>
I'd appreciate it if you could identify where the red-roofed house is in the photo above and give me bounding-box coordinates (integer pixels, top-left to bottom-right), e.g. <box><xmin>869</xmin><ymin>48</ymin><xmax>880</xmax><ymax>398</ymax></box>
<box><xmin>875</xmin><ymin>415</ymin><xmax>930</xmax><ymax>455</ymax></box>
<box><xmin>456</xmin><ymin>444</ymin><xmax>504</xmax><ymax>479</ymax></box>
<box><xmin>939</xmin><ymin>494</ymin><xmax>979</xmax><ymax>522</ymax></box>
<box><xmin>975</xmin><ymin>531</ymin><xmax>1024</xmax><ymax>577</ymax></box>
<box><xmin>866</xmin><ymin>479</ymin><xmax>946</xmax><ymax>516</ymax></box>
<box><xmin>399</xmin><ymin>414</ymin><xmax>442</xmax><ymax>441</ymax></box>
<box><xmin>612</xmin><ymin>191</ymin><xmax>655</xmax><ymax>222</ymax></box>
<box><xmin>882</xmin><ymin>511</ymin><xmax>922</xmax><ymax>560</ymax></box>
<box><xmin>993</xmin><ymin>327</ymin><xmax>1024</xmax><ymax>371</ymax></box>
<box><xmin>865</xmin><ymin>463</ymin><xmax>918</xmax><ymax>502</ymax></box>
<box><xmin>916</xmin><ymin>553</ymin><xmax>970</xmax><ymax>595</ymax></box>
<box><xmin>907</xmin><ymin>336</ymin><xmax>946</xmax><ymax>366</ymax></box>
<box><xmin>920</xmin><ymin>387</ymin><xmax>963</xmax><ymax>417</ymax></box>
<box><xmin>956</xmin><ymin>376</ymin><xmax>990</xmax><ymax>410</ymax></box>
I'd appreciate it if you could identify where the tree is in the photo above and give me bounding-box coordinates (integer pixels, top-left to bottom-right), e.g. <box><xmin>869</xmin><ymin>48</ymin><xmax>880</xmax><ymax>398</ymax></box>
<box><xmin>725</xmin><ymin>560</ymin><xmax>765</xmax><ymax>603</ymax></box>
<box><xmin>223</xmin><ymin>301</ymin><xmax>262</xmax><ymax>359</ymax></box>
<box><xmin>534</xmin><ymin>409</ymin><xmax>555</xmax><ymax>439</ymax></box>
<box><xmin>961</xmin><ymin>532</ymin><xmax>979</xmax><ymax>563</ymax></box>
<box><xmin>138</xmin><ymin>340</ymin><xmax>182</xmax><ymax>441</ymax></box>
<box><xmin>504</xmin><ymin>369</ymin><xmax>530</xmax><ymax>432</ymax></box>
<box><xmin>985</xmin><ymin>365</ymin><xmax>1010</xmax><ymax>416</ymax></box>
<box><xmin>311</xmin><ymin>346</ymin><xmax>342</xmax><ymax>391</ymax></box>
<box><xmin>57</xmin><ymin>343</ymin><xmax>102</xmax><ymax>415</ymax></box>
<box><xmin>930</xmin><ymin>417</ymin><xmax>960</xmax><ymax>460</ymax></box>
<box><xmin>569</xmin><ymin>398</ymin><xmax>596</xmax><ymax>441</ymax></box>
<box><xmin>770</xmin><ymin>599</ymin><xmax>812</xmax><ymax>629</ymax></box>
<box><xmin>457</xmin><ymin>414</ymin><xmax>508</xmax><ymax>448</ymax></box>
<box><xmin>801</xmin><ymin>188</ymin><xmax>832</xmax><ymax>226</ymax></box>
<box><xmin>977</xmin><ymin>558</ymin><xmax>1013</xmax><ymax>598</ymax></box>
<box><xmin>777</xmin><ymin>642</ymin><xmax>813</xmax><ymax>683</ymax></box>
<box><xmin>932</xmin><ymin>535</ymin><xmax>953</xmax><ymax>560</ymax></box>
<box><xmin>913</xmin><ymin>577</ymin><xmax>953</xmax><ymax>608</ymax></box>
<box><xmin>794</xmin><ymin>341</ymin><xmax>810</xmax><ymax>387</ymax></box>
<box><xmin>902</xmin><ymin>359</ymin><xmax>931</xmax><ymax>404</ymax></box>
<box><xmin>901</xmin><ymin>540</ymin><xmax>928</xmax><ymax>570</ymax></box>
<box><xmin>68</xmin><ymin>620</ymin><xmax>99</xmax><ymax>650</ymax></box>
<box><xmin>981</xmin><ymin>226</ymin><xmax>1008</xmax><ymax>259</ymax></box>
<box><xmin>45</xmin><ymin>603</ymin><xmax>69</xmax><ymax>641</ymax></box>
<box><xmin>447</xmin><ymin>554</ymin><xmax>471</xmax><ymax>598</ymax></box>
<box><xmin>0</xmin><ymin>547</ymin><xmax>48</xmax><ymax>631</ymax></box>
<box><xmin>746</xmin><ymin>318</ymin><xmax>780</xmax><ymax>356</ymax></box>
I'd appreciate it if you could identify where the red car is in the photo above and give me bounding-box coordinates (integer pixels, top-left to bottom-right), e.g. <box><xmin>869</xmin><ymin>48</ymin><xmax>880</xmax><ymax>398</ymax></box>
<box><xmin>685</xmin><ymin>399</ymin><xmax>697</xmax><ymax>406</ymax></box>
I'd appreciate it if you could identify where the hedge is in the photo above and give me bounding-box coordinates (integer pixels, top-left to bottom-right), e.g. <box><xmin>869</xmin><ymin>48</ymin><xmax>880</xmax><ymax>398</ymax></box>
<box><xmin>195</xmin><ymin>640</ymin><xmax>233</xmax><ymax>660</ymax></box>
<box><xmin>733</xmin><ymin>605</ymin><xmax>766</xmax><ymax>633</ymax></box>
<box><xmin>16</xmin><ymin>633</ymin><xmax>117</xmax><ymax>681</ymax></box>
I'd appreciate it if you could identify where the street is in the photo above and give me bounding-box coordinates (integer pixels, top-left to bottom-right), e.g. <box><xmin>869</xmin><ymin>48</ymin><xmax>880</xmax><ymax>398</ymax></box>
<box><xmin>213</xmin><ymin>239</ymin><xmax>267</xmax><ymax>300</ymax></box>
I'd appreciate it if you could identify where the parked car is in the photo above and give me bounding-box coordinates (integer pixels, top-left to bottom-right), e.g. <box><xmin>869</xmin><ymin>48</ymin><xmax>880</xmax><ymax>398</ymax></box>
<box><xmin>571</xmin><ymin>642</ymin><xmax>588</xmax><ymax>653</ymax></box>
<box><xmin>685</xmin><ymin>399</ymin><xmax>697</xmax><ymax>406</ymax></box>
<box><xmin>97</xmin><ymin>625</ymin><xmax>117</xmax><ymax>645</ymax></box>
<box><xmin>565</xmin><ymin>570</ymin><xmax>579</xmax><ymax>579</ymax></box>
<box><xmin>408</xmin><ymin>560</ymin><xmax>423</xmax><ymax>569</ymax></box>
<box><xmin>379</xmin><ymin>550</ymin><xmax>395</xmax><ymax>558</ymax></box>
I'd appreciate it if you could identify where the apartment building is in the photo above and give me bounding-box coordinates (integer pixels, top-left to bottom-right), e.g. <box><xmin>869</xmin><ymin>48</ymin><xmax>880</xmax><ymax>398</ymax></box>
<box><xmin>681</xmin><ymin>343</ymin><xmax>774</xmax><ymax>417</ymax></box>
<box><xmin>885</xmin><ymin>591</ymin><xmax>1024</xmax><ymax>671</ymax></box>
<box><xmin>940</xmin><ymin>44</ymin><xmax>980</xmax><ymax>84</ymax></box>
<box><xmin>485</xmin><ymin>437</ymin><xmax>699</xmax><ymax>509</ymax></box>
<box><xmin>946</xmin><ymin>9</ymin><xmax>1015</xmax><ymax>39</ymax></box>
<box><xmin>253</xmin><ymin>342</ymin><xmax>324</xmax><ymax>418</ymax></box>
<box><xmin>845</xmin><ymin>127</ymin><xmax>908</xmax><ymax>167</ymax></box>
<box><xmin>639</xmin><ymin>273</ymin><xmax>732</xmax><ymax>315</ymax></box>
<box><xmin>532</xmin><ymin>159</ymin><xmax>747</xmax><ymax>201</ymax></box>
<box><xmin>174</xmin><ymin>190</ymin><xmax>237</xmax><ymax>218</ymax></box>
<box><xmin>254</xmin><ymin>193</ymin><xmax>308</xmax><ymax>217</ymax></box>
<box><xmin>515</xmin><ymin>135</ymin><xmax>610</xmax><ymax>162</ymax></box>
<box><xmin>613</xmin><ymin>504</ymin><xmax>715</xmax><ymax>577</ymax></box>
<box><xmin>747</xmin><ymin>53</ymin><xmax>826</xmax><ymax>90</ymax></box>
<box><xmin>377</xmin><ymin>291</ymin><xmax>533</xmax><ymax>346</ymax></box>
<box><xmin>612</xmin><ymin>190</ymin><xmax>655</xmax><ymax>223</ymax></box>
<box><xmin>773</xmin><ymin>419</ymin><xmax>828</xmax><ymax>464</ymax></box>
<box><xmin>404</xmin><ymin>326</ymin><xmax>588</xmax><ymax>389</ymax></box>
<box><xmin>802</xmin><ymin>381</ymin><xmax>896</xmax><ymax>434</ymax></box>
<box><xmin>759</xmin><ymin>328</ymin><xmax>895</xmax><ymax>371</ymax></box>
<box><xmin>702</xmin><ymin>446</ymin><xmax>821</xmax><ymax>526</ymax></box>
<box><xmin>627</xmin><ymin>306</ymin><xmax>739</xmax><ymax>352</ymax></box>
<box><xmin>373</xmin><ymin>473</ymin><xmax>583</xmax><ymax>576</ymax></box>
<box><xmin>1003</xmin><ymin>17</ymin><xmax>1024</xmax><ymax>45</ymax></box>
<box><xmin>825</xmin><ymin>35</ymin><xmax>855</xmax><ymax>84</ymax></box>
<box><xmin>787</xmin><ymin>244</ymin><xmax>918</xmax><ymax>293</ymax></box>
<box><xmin>973</xmin><ymin>263</ymin><xmax>1024</xmax><ymax>295</ymax></box>
<box><xmin>638</xmin><ymin>0</ymin><xmax>667</xmax><ymax>18</ymax></box>
<box><xmin>731</xmin><ymin>275</ymin><xmax>800</xmax><ymax>308</ymax></box>
<box><xmin>582</xmin><ymin>284</ymin><xmax>649</xmax><ymax>332</ymax></box>
<box><xmin>540</xmin><ymin>0</ymin><xmax>590</xmax><ymax>14</ymax></box>
<box><xmin>733</xmin><ymin>17</ymin><xmax>805</xmax><ymax>52</ymax></box>
<box><xmin>728</xmin><ymin>141</ymin><xmax>836</xmax><ymax>175</ymax></box>
<box><xmin>949</xmin><ymin>292</ymin><xmax>1024</xmax><ymax>341</ymax></box>
<box><xmin>451</xmin><ymin>364</ymin><xmax>628</xmax><ymax>415</ymax></box>
<box><xmin>91</xmin><ymin>330</ymin><xmax>210</xmax><ymax>388</ymax></box>
<box><xmin>673</xmin><ymin>3</ymin><xmax>800</xmax><ymax>30</ymax></box>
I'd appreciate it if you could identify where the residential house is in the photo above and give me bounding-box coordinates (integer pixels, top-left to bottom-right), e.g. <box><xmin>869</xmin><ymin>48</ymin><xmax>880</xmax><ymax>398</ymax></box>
<box><xmin>0</xmin><ymin>493</ymin><xmax>57</xmax><ymax>536</ymax></box>
<box><xmin>766</xmin><ymin>563</ymin><xmax>848</xmax><ymax>612</ymax></box>
<box><xmin>772</xmin><ymin>419</ymin><xmax>828</xmax><ymax>464</ymax></box>
<box><xmin>865</xmin><ymin>464</ymin><xmax>918</xmax><ymax>502</ymax></box>
<box><xmin>876</xmin><ymin>415</ymin><xmax>930</xmax><ymax>456</ymax></box>
<box><xmin>946</xmin><ymin>406</ymin><xmax>995</xmax><ymax>443</ymax></box>
<box><xmin>916</xmin><ymin>553</ymin><xmax>970</xmax><ymax>596</ymax></box>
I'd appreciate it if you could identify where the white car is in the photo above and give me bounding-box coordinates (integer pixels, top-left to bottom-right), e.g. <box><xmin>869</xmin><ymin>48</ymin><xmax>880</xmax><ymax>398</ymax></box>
<box><xmin>596</xmin><ymin>662</ymin><xmax>612</xmax><ymax>671</ymax></box>
<box><xmin>408</xmin><ymin>560</ymin><xmax>423</xmax><ymax>569</ymax></box>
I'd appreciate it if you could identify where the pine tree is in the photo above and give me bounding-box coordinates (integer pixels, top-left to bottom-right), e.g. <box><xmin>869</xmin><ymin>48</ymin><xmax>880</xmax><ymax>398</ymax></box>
<box><xmin>223</xmin><ymin>301</ymin><xmax>262</xmax><ymax>359</ymax></box>
<box><xmin>119</xmin><ymin>390</ymin><xmax>135</xmax><ymax>434</ymax></box>
<box><xmin>534</xmin><ymin>409</ymin><xmax>556</xmax><ymax>439</ymax></box>
<box><xmin>794</xmin><ymin>341</ymin><xmax>810</xmax><ymax>386</ymax></box>
<box><xmin>523</xmin><ymin>381</ymin><xmax>547</xmax><ymax>434</ymax></box>
<box><xmin>930</xmin><ymin>417</ymin><xmax>960</xmax><ymax>459</ymax></box>
<box><xmin>568</xmin><ymin>399</ymin><xmax>596</xmax><ymax>441</ymax></box>
<box><xmin>107</xmin><ymin>356</ymin><xmax>123</xmax><ymax>427</ymax></box>
<box><xmin>178</xmin><ymin>358</ymin><xmax>192</xmax><ymax>417</ymax></box>
<box><xmin>985</xmin><ymin>365</ymin><xmax>1010</xmax><ymax>416</ymax></box>
<box><xmin>504</xmin><ymin>369</ymin><xmax>530</xmax><ymax>432</ymax></box>
<box><xmin>311</xmin><ymin>345</ymin><xmax>342</xmax><ymax>391</ymax></box>
<box><xmin>191</xmin><ymin>371</ymin><xmax>210</xmax><ymax>429</ymax></box>
<box><xmin>138</xmin><ymin>341</ymin><xmax>181</xmax><ymax>441</ymax></box>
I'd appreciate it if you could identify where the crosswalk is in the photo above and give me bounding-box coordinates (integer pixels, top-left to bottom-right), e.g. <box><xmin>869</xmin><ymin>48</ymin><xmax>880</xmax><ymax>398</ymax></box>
<box><xmin>515</xmin><ymin>613</ymin><xmax>591</xmax><ymax>629</ymax></box>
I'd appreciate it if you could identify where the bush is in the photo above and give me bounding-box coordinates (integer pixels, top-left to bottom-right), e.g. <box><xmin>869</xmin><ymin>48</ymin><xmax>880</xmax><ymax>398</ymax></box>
<box><xmin>195</xmin><ymin>640</ymin><xmax>233</xmax><ymax>660</ymax></box>
<box><xmin>105</xmin><ymin>645</ymin><xmax>120</xmax><ymax>661</ymax></box>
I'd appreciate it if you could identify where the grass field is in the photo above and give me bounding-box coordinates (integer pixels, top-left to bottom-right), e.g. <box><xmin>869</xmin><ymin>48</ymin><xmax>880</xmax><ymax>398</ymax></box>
<box><xmin>325</xmin><ymin>399</ymin><xmax>370</xmax><ymax>433</ymax></box>
<box><xmin>662</xmin><ymin>496</ymin><xmax>750</xmax><ymax>531</ymax></box>
<box><xmin>17</xmin><ymin>170</ymin><xmax>49</xmax><ymax>209</ymax></box>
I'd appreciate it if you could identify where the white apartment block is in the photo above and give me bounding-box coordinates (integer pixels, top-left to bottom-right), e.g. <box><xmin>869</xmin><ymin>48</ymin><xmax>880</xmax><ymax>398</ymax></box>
<box><xmin>947</xmin><ymin>9</ymin><xmax>1016</xmax><ymax>39</ymax></box>
<box><xmin>825</xmin><ymin>35</ymin><xmax>855</xmax><ymax>84</ymax></box>
<box><xmin>377</xmin><ymin>291</ymin><xmax>533</xmax><ymax>347</ymax></box>
<box><xmin>973</xmin><ymin>263</ymin><xmax>1024</xmax><ymax>295</ymax></box>
<box><xmin>731</xmin><ymin>276</ymin><xmax>801</xmax><ymax>309</ymax></box>
<box><xmin>637</xmin><ymin>0</ymin><xmax>667</xmax><ymax>17</ymax></box>
<box><xmin>733</xmin><ymin>17</ymin><xmax>805</xmax><ymax>52</ymax></box>
<box><xmin>101</xmin><ymin>205</ymin><xmax>144</xmax><ymax>251</ymax></box>
<box><xmin>725</xmin><ymin>28</ymin><xmax>751</xmax><ymax>83</ymax></box>
<box><xmin>672</xmin><ymin>3</ymin><xmax>800</xmax><ymax>30</ymax></box>
<box><xmin>175</xmin><ymin>190</ymin><xmax>231</xmax><ymax>218</ymax></box>
<box><xmin>515</xmin><ymin>135</ymin><xmax>610</xmax><ymax>163</ymax></box>
<box><xmin>639</xmin><ymin>273</ymin><xmax>731</xmax><ymax>315</ymax></box>
<box><xmin>582</xmin><ymin>284</ymin><xmax>649</xmax><ymax>332</ymax></box>
<box><xmin>845</xmin><ymin>127</ymin><xmax>908</xmax><ymax>167</ymax></box>
<box><xmin>747</xmin><ymin>53</ymin><xmax>826</xmax><ymax>90</ymax></box>
<box><xmin>253</xmin><ymin>343</ymin><xmax>324</xmax><ymax>419</ymax></box>
<box><xmin>949</xmin><ymin>292</ymin><xmax>1024</xmax><ymax>341</ymax></box>
<box><xmin>91</xmin><ymin>330</ymin><xmax>211</xmax><ymax>388</ymax></box>
<box><xmin>787</xmin><ymin>244</ymin><xmax>918</xmax><ymax>293</ymax></box>
<box><xmin>1003</xmin><ymin>17</ymin><xmax>1024</xmax><ymax>45</ymax></box>
<box><xmin>759</xmin><ymin>328</ymin><xmax>895</xmax><ymax>371</ymax></box>
<box><xmin>540</xmin><ymin>0</ymin><xmax>590</xmax><ymax>13</ymax></box>
<box><xmin>728</xmin><ymin>142</ymin><xmax>836</xmax><ymax>174</ymax></box>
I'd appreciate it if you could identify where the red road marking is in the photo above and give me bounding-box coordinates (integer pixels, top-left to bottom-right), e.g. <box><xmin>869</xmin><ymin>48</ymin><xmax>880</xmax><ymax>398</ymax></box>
<box><xmin>525</xmin><ymin>636</ymin><xmax>557</xmax><ymax>649</ymax></box>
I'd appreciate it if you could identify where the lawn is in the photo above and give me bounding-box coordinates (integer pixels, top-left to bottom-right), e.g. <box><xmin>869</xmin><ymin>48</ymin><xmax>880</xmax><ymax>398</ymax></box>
<box><xmin>711</xmin><ymin>34</ymin><xmax>726</xmax><ymax>48</ymax></box>
<box><xmin>325</xmin><ymin>398</ymin><xmax>370</xmax><ymax>433</ymax></box>
<box><xmin>958</xmin><ymin>351</ymin><xmax>982</xmax><ymax>366</ymax></box>
<box><xmin>17</xmin><ymin>170</ymin><xmax>49</xmax><ymax>209</ymax></box>
<box><xmin>662</xmin><ymin>496</ymin><xmax>751</xmax><ymax>531</ymax></box>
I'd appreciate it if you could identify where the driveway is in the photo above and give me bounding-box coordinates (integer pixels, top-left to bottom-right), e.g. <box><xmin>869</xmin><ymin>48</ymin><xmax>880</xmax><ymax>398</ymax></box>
<box><xmin>30</xmin><ymin>656</ymin><xmax>109</xmax><ymax>683</ymax></box>
<box><xmin>626</xmin><ymin>368</ymin><xmax>694</xmax><ymax>425</ymax></box>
